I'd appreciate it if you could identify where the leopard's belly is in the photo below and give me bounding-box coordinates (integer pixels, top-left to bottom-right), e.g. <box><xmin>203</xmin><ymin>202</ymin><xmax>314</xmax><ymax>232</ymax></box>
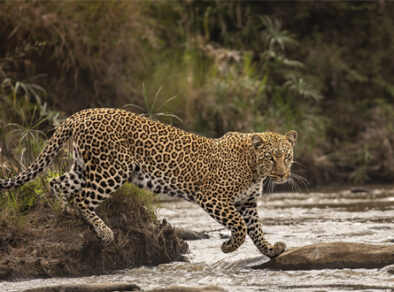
<box><xmin>128</xmin><ymin>165</ymin><xmax>196</xmax><ymax>202</ymax></box>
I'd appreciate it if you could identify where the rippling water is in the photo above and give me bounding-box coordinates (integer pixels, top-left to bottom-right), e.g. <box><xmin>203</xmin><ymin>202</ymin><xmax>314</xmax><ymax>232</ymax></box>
<box><xmin>1</xmin><ymin>186</ymin><xmax>394</xmax><ymax>291</ymax></box>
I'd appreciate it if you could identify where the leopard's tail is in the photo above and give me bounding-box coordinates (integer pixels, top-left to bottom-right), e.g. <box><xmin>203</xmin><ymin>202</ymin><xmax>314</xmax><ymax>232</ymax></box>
<box><xmin>0</xmin><ymin>119</ymin><xmax>74</xmax><ymax>190</ymax></box>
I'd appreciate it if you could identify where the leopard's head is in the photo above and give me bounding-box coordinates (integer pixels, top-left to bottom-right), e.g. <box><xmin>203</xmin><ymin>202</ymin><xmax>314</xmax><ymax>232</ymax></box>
<box><xmin>251</xmin><ymin>130</ymin><xmax>297</xmax><ymax>184</ymax></box>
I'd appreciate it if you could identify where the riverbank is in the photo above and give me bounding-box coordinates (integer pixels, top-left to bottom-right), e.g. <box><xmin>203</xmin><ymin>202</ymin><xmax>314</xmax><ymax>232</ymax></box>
<box><xmin>0</xmin><ymin>190</ymin><xmax>188</xmax><ymax>280</ymax></box>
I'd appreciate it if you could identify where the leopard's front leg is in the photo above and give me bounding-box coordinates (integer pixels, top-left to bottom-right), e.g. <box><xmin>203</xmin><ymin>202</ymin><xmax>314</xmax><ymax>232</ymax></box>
<box><xmin>235</xmin><ymin>198</ymin><xmax>285</xmax><ymax>258</ymax></box>
<box><xmin>197</xmin><ymin>193</ymin><xmax>247</xmax><ymax>253</ymax></box>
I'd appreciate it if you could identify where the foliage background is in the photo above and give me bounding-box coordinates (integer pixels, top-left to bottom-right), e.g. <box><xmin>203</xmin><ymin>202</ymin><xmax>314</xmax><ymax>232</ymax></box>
<box><xmin>1</xmin><ymin>1</ymin><xmax>393</xmax><ymax>187</ymax></box>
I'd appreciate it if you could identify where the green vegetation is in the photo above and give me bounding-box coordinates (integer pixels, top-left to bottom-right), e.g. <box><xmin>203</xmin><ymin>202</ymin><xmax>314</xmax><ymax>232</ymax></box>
<box><xmin>107</xmin><ymin>183</ymin><xmax>159</xmax><ymax>223</ymax></box>
<box><xmin>1</xmin><ymin>1</ymin><xmax>393</xmax><ymax>190</ymax></box>
<box><xmin>124</xmin><ymin>83</ymin><xmax>182</xmax><ymax>124</ymax></box>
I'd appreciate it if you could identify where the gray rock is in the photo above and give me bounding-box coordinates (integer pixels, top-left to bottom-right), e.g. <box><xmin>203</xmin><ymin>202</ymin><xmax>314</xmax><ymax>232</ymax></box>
<box><xmin>350</xmin><ymin>187</ymin><xmax>371</xmax><ymax>193</ymax></box>
<box><xmin>252</xmin><ymin>242</ymin><xmax>394</xmax><ymax>270</ymax></box>
<box><xmin>147</xmin><ymin>286</ymin><xmax>226</xmax><ymax>292</ymax></box>
<box><xmin>219</xmin><ymin>233</ymin><xmax>230</xmax><ymax>239</ymax></box>
<box><xmin>23</xmin><ymin>283</ymin><xmax>227</xmax><ymax>292</ymax></box>
<box><xmin>175</xmin><ymin>228</ymin><xmax>210</xmax><ymax>240</ymax></box>
<box><xmin>380</xmin><ymin>264</ymin><xmax>394</xmax><ymax>275</ymax></box>
<box><xmin>23</xmin><ymin>282</ymin><xmax>141</xmax><ymax>292</ymax></box>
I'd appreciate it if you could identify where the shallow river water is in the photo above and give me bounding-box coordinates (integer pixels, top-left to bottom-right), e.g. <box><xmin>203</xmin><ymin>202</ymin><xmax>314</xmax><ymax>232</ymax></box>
<box><xmin>1</xmin><ymin>186</ymin><xmax>394</xmax><ymax>291</ymax></box>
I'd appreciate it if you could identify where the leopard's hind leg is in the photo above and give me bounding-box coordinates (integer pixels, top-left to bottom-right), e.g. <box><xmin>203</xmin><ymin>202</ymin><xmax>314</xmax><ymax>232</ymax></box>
<box><xmin>72</xmin><ymin>161</ymin><xmax>130</xmax><ymax>245</ymax></box>
<box><xmin>49</xmin><ymin>147</ymin><xmax>86</xmax><ymax>213</ymax></box>
<box><xmin>49</xmin><ymin>167</ymin><xmax>85</xmax><ymax>214</ymax></box>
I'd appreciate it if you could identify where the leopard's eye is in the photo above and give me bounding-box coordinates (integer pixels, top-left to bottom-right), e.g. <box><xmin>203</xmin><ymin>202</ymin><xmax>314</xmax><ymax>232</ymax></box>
<box><xmin>266</xmin><ymin>155</ymin><xmax>274</xmax><ymax>162</ymax></box>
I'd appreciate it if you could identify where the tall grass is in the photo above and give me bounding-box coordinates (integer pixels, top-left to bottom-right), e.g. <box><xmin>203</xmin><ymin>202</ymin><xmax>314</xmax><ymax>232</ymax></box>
<box><xmin>124</xmin><ymin>83</ymin><xmax>182</xmax><ymax>125</ymax></box>
<box><xmin>0</xmin><ymin>1</ymin><xmax>151</xmax><ymax>112</ymax></box>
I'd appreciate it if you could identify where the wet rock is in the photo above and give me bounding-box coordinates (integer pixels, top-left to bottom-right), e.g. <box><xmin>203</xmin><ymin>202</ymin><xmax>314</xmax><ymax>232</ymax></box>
<box><xmin>23</xmin><ymin>282</ymin><xmax>141</xmax><ymax>292</ymax></box>
<box><xmin>23</xmin><ymin>283</ymin><xmax>227</xmax><ymax>292</ymax></box>
<box><xmin>175</xmin><ymin>228</ymin><xmax>210</xmax><ymax>240</ymax></box>
<box><xmin>252</xmin><ymin>242</ymin><xmax>394</xmax><ymax>270</ymax></box>
<box><xmin>219</xmin><ymin>233</ymin><xmax>230</xmax><ymax>239</ymax></box>
<box><xmin>147</xmin><ymin>286</ymin><xmax>226</xmax><ymax>292</ymax></box>
<box><xmin>380</xmin><ymin>264</ymin><xmax>394</xmax><ymax>275</ymax></box>
<box><xmin>350</xmin><ymin>187</ymin><xmax>371</xmax><ymax>193</ymax></box>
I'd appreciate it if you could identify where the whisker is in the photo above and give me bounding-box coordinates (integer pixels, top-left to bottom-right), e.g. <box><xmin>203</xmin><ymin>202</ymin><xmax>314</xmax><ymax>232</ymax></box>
<box><xmin>290</xmin><ymin>172</ymin><xmax>310</xmax><ymax>190</ymax></box>
<box><xmin>270</xmin><ymin>178</ymin><xmax>275</xmax><ymax>193</ymax></box>
<box><xmin>289</xmin><ymin>177</ymin><xmax>301</xmax><ymax>192</ymax></box>
<box><xmin>287</xmin><ymin>178</ymin><xmax>294</xmax><ymax>191</ymax></box>
<box><xmin>286</xmin><ymin>177</ymin><xmax>292</xmax><ymax>191</ymax></box>
<box><xmin>263</xmin><ymin>177</ymin><xmax>275</xmax><ymax>194</ymax></box>
<box><xmin>262</xmin><ymin>178</ymin><xmax>268</xmax><ymax>194</ymax></box>
<box><xmin>292</xmin><ymin>160</ymin><xmax>305</xmax><ymax>168</ymax></box>
<box><xmin>293</xmin><ymin>173</ymin><xmax>310</xmax><ymax>185</ymax></box>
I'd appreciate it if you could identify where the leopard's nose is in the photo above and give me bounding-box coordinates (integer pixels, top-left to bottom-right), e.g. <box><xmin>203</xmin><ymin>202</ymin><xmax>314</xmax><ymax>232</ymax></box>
<box><xmin>270</xmin><ymin>172</ymin><xmax>289</xmax><ymax>183</ymax></box>
<box><xmin>273</xmin><ymin>172</ymin><xmax>287</xmax><ymax>179</ymax></box>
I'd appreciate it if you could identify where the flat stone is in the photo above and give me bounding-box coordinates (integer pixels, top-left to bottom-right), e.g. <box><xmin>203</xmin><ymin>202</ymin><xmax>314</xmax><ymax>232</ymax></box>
<box><xmin>23</xmin><ymin>282</ymin><xmax>141</xmax><ymax>292</ymax></box>
<box><xmin>175</xmin><ymin>228</ymin><xmax>210</xmax><ymax>240</ymax></box>
<box><xmin>350</xmin><ymin>187</ymin><xmax>371</xmax><ymax>193</ymax></box>
<box><xmin>147</xmin><ymin>286</ymin><xmax>226</xmax><ymax>292</ymax></box>
<box><xmin>251</xmin><ymin>242</ymin><xmax>394</xmax><ymax>270</ymax></box>
<box><xmin>23</xmin><ymin>283</ymin><xmax>227</xmax><ymax>292</ymax></box>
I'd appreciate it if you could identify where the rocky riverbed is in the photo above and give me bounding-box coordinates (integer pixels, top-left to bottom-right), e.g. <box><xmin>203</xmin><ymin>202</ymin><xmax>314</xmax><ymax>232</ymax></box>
<box><xmin>1</xmin><ymin>186</ymin><xmax>393</xmax><ymax>291</ymax></box>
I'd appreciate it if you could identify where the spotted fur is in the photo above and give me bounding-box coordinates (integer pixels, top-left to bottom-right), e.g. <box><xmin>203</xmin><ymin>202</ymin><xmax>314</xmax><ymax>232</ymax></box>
<box><xmin>0</xmin><ymin>108</ymin><xmax>297</xmax><ymax>258</ymax></box>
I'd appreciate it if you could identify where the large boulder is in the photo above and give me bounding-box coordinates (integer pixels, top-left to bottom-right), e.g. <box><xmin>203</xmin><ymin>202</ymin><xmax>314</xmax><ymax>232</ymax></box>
<box><xmin>252</xmin><ymin>242</ymin><xmax>394</xmax><ymax>270</ymax></box>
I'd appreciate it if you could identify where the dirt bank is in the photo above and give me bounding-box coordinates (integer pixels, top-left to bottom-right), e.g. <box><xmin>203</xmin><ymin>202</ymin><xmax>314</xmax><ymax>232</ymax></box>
<box><xmin>0</xmin><ymin>191</ymin><xmax>188</xmax><ymax>280</ymax></box>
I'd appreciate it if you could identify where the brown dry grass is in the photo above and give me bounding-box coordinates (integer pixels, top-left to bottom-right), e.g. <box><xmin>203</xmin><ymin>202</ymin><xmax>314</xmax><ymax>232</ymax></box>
<box><xmin>0</xmin><ymin>1</ymin><xmax>154</xmax><ymax>113</ymax></box>
<box><xmin>0</xmin><ymin>190</ymin><xmax>188</xmax><ymax>280</ymax></box>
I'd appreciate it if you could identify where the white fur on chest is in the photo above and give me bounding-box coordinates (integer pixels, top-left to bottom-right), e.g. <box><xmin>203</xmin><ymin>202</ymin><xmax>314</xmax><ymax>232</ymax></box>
<box><xmin>234</xmin><ymin>180</ymin><xmax>263</xmax><ymax>203</ymax></box>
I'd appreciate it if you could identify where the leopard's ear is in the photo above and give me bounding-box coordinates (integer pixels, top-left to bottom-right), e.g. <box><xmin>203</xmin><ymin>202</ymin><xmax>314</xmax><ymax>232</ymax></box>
<box><xmin>251</xmin><ymin>134</ymin><xmax>263</xmax><ymax>150</ymax></box>
<box><xmin>285</xmin><ymin>130</ymin><xmax>297</xmax><ymax>145</ymax></box>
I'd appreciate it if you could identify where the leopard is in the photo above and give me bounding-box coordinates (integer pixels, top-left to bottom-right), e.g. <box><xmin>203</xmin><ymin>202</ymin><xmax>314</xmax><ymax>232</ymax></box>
<box><xmin>0</xmin><ymin>108</ymin><xmax>298</xmax><ymax>258</ymax></box>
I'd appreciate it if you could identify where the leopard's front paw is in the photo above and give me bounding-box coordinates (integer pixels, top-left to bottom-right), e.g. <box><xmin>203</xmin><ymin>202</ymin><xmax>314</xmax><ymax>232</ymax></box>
<box><xmin>266</xmin><ymin>241</ymin><xmax>286</xmax><ymax>258</ymax></box>
<box><xmin>221</xmin><ymin>235</ymin><xmax>244</xmax><ymax>253</ymax></box>
<box><xmin>221</xmin><ymin>239</ymin><xmax>236</xmax><ymax>253</ymax></box>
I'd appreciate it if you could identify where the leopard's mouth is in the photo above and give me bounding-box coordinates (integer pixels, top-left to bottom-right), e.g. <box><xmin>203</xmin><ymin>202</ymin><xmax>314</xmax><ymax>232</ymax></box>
<box><xmin>269</xmin><ymin>174</ymin><xmax>289</xmax><ymax>184</ymax></box>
